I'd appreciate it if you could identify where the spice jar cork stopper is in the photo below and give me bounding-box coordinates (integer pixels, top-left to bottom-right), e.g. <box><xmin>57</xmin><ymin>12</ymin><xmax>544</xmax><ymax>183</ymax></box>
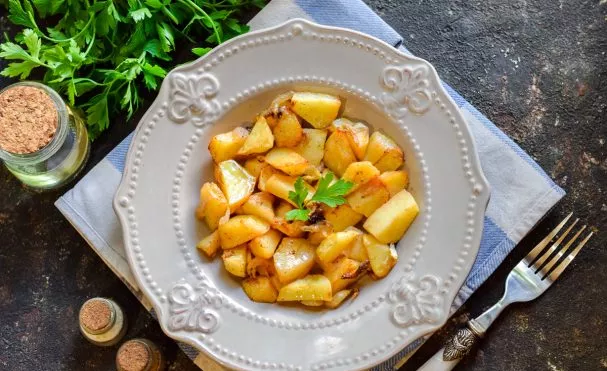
<box><xmin>80</xmin><ymin>298</ymin><xmax>113</xmax><ymax>333</ymax></box>
<box><xmin>117</xmin><ymin>339</ymin><xmax>165</xmax><ymax>371</ymax></box>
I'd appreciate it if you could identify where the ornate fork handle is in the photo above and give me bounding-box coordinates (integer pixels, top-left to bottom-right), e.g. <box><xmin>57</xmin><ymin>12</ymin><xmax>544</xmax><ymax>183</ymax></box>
<box><xmin>442</xmin><ymin>326</ymin><xmax>480</xmax><ymax>361</ymax></box>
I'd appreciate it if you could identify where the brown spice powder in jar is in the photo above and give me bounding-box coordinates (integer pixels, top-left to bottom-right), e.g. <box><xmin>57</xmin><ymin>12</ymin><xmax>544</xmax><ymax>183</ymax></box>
<box><xmin>0</xmin><ymin>85</ymin><xmax>58</xmax><ymax>154</ymax></box>
<box><xmin>79</xmin><ymin>298</ymin><xmax>112</xmax><ymax>332</ymax></box>
<box><xmin>116</xmin><ymin>340</ymin><xmax>151</xmax><ymax>371</ymax></box>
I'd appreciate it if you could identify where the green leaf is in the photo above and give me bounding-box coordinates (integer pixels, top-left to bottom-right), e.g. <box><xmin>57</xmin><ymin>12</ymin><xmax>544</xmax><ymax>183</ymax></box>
<box><xmin>156</xmin><ymin>22</ymin><xmax>174</xmax><ymax>52</ymax></box>
<box><xmin>288</xmin><ymin>177</ymin><xmax>309</xmax><ymax>209</ymax></box>
<box><xmin>8</xmin><ymin>0</ymin><xmax>36</xmax><ymax>28</ymax></box>
<box><xmin>143</xmin><ymin>39</ymin><xmax>171</xmax><ymax>61</ymax></box>
<box><xmin>86</xmin><ymin>93</ymin><xmax>110</xmax><ymax>138</ymax></box>
<box><xmin>129</xmin><ymin>7</ymin><xmax>152</xmax><ymax>22</ymax></box>
<box><xmin>285</xmin><ymin>209</ymin><xmax>311</xmax><ymax>222</ymax></box>
<box><xmin>144</xmin><ymin>0</ymin><xmax>166</xmax><ymax>9</ymax></box>
<box><xmin>310</xmin><ymin>172</ymin><xmax>354</xmax><ymax>207</ymax></box>
<box><xmin>192</xmin><ymin>47</ymin><xmax>211</xmax><ymax>57</ymax></box>
<box><xmin>0</xmin><ymin>60</ymin><xmax>39</xmax><ymax>78</ymax></box>
<box><xmin>32</xmin><ymin>0</ymin><xmax>64</xmax><ymax>17</ymax></box>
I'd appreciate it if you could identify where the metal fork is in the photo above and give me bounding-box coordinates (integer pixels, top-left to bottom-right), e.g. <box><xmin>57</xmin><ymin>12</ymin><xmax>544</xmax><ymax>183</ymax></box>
<box><xmin>418</xmin><ymin>213</ymin><xmax>594</xmax><ymax>371</ymax></box>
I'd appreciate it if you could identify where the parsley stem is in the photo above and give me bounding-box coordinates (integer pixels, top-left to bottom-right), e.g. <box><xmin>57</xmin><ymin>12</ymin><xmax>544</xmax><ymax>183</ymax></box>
<box><xmin>178</xmin><ymin>0</ymin><xmax>223</xmax><ymax>44</ymax></box>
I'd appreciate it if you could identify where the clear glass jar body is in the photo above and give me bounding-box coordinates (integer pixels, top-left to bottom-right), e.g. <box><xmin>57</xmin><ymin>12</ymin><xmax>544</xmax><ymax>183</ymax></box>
<box><xmin>0</xmin><ymin>82</ymin><xmax>89</xmax><ymax>190</ymax></box>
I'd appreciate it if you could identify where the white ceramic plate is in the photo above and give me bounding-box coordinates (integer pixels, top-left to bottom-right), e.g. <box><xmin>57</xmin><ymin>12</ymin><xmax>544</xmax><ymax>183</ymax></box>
<box><xmin>114</xmin><ymin>19</ymin><xmax>490</xmax><ymax>371</ymax></box>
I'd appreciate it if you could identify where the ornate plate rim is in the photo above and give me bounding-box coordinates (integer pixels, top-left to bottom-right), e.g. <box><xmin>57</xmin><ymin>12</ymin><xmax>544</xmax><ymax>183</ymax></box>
<box><xmin>113</xmin><ymin>18</ymin><xmax>491</xmax><ymax>371</ymax></box>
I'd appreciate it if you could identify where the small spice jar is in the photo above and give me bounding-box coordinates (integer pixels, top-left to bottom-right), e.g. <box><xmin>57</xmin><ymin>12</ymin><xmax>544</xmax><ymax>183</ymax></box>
<box><xmin>116</xmin><ymin>338</ymin><xmax>165</xmax><ymax>371</ymax></box>
<box><xmin>0</xmin><ymin>81</ymin><xmax>89</xmax><ymax>190</ymax></box>
<box><xmin>79</xmin><ymin>297</ymin><xmax>127</xmax><ymax>346</ymax></box>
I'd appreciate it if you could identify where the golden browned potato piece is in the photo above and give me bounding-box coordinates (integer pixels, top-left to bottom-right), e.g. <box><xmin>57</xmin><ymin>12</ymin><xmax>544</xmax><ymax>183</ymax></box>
<box><xmin>257</xmin><ymin>165</ymin><xmax>281</xmax><ymax>192</ymax></box>
<box><xmin>271</xmin><ymin>218</ymin><xmax>306</xmax><ymax>238</ymax></box>
<box><xmin>238</xmin><ymin>192</ymin><xmax>275</xmax><ymax>223</ymax></box>
<box><xmin>265</xmin><ymin>148</ymin><xmax>309</xmax><ymax>176</ymax></box>
<box><xmin>222</xmin><ymin>245</ymin><xmax>248</xmax><ymax>277</ymax></box>
<box><xmin>273</xmin><ymin>238</ymin><xmax>316</xmax><ymax>284</ymax></box>
<box><xmin>244</xmin><ymin>157</ymin><xmax>266</xmax><ymax>179</ymax></box>
<box><xmin>363</xmin><ymin>189</ymin><xmax>419</xmax><ymax>244</ymax></box>
<box><xmin>364</xmin><ymin>131</ymin><xmax>404</xmax><ymax>172</ymax></box>
<box><xmin>214</xmin><ymin>160</ymin><xmax>256</xmax><ymax>212</ymax></box>
<box><xmin>307</xmin><ymin>222</ymin><xmax>334</xmax><ymax>245</ymax></box>
<box><xmin>196</xmin><ymin>182</ymin><xmax>229</xmax><ymax>231</ymax></box>
<box><xmin>237</xmin><ymin>116</ymin><xmax>274</xmax><ymax>156</ymax></box>
<box><xmin>263</xmin><ymin>92</ymin><xmax>294</xmax><ymax>128</ymax></box>
<box><xmin>324</xmin><ymin>257</ymin><xmax>363</xmax><ymax>293</ymax></box>
<box><xmin>341</xmin><ymin>161</ymin><xmax>380</xmax><ymax>193</ymax></box>
<box><xmin>379</xmin><ymin>170</ymin><xmax>409</xmax><ymax>197</ymax></box>
<box><xmin>196</xmin><ymin>230</ymin><xmax>221</xmax><ymax>258</ymax></box>
<box><xmin>331</xmin><ymin>119</ymin><xmax>369</xmax><ymax>160</ymax></box>
<box><xmin>344</xmin><ymin>227</ymin><xmax>368</xmax><ymax>262</ymax></box>
<box><xmin>346</xmin><ymin>177</ymin><xmax>390</xmax><ymax>217</ymax></box>
<box><xmin>325</xmin><ymin>289</ymin><xmax>353</xmax><ymax>309</ymax></box>
<box><xmin>290</xmin><ymin>92</ymin><xmax>341</xmax><ymax>129</ymax></box>
<box><xmin>218</xmin><ymin>215</ymin><xmax>270</xmax><ymax>249</ymax></box>
<box><xmin>208</xmin><ymin>127</ymin><xmax>249</xmax><ymax>163</ymax></box>
<box><xmin>264</xmin><ymin>173</ymin><xmax>313</xmax><ymax>206</ymax></box>
<box><xmin>274</xmin><ymin>200</ymin><xmax>294</xmax><ymax>219</ymax></box>
<box><xmin>277</xmin><ymin>274</ymin><xmax>332</xmax><ymax>302</ymax></box>
<box><xmin>293</xmin><ymin>128</ymin><xmax>328</xmax><ymax>166</ymax></box>
<box><xmin>249</xmin><ymin>229</ymin><xmax>282</xmax><ymax>259</ymax></box>
<box><xmin>301</xmin><ymin>300</ymin><xmax>324</xmax><ymax>307</ymax></box>
<box><xmin>242</xmin><ymin>276</ymin><xmax>278</xmax><ymax>303</ymax></box>
<box><xmin>316</xmin><ymin>230</ymin><xmax>360</xmax><ymax>265</ymax></box>
<box><xmin>362</xmin><ymin>234</ymin><xmax>397</xmax><ymax>278</ymax></box>
<box><xmin>324</xmin><ymin>129</ymin><xmax>357</xmax><ymax>177</ymax></box>
<box><xmin>273</xmin><ymin>109</ymin><xmax>304</xmax><ymax>147</ymax></box>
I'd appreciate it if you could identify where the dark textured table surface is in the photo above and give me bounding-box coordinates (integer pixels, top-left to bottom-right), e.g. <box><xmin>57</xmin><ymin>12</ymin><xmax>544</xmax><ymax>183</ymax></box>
<box><xmin>1</xmin><ymin>1</ymin><xmax>606</xmax><ymax>370</ymax></box>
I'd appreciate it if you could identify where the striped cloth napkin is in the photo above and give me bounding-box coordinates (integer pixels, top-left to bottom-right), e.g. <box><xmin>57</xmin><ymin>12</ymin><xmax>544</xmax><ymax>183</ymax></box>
<box><xmin>55</xmin><ymin>0</ymin><xmax>565</xmax><ymax>369</ymax></box>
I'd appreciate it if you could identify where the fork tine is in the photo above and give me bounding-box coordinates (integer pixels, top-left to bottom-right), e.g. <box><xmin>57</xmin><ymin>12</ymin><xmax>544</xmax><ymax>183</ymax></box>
<box><xmin>524</xmin><ymin>212</ymin><xmax>573</xmax><ymax>265</ymax></box>
<box><xmin>548</xmin><ymin>231</ymin><xmax>594</xmax><ymax>282</ymax></box>
<box><xmin>539</xmin><ymin>225</ymin><xmax>586</xmax><ymax>277</ymax></box>
<box><xmin>531</xmin><ymin>218</ymin><xmax>578</xmax><ymax>271</ymax></box>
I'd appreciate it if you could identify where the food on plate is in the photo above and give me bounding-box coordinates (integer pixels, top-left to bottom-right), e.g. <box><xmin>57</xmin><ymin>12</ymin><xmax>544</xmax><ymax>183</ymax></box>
<box><xmin>195</xmin><ymin>91</ymin><xmax>419</xmax><ymax>308</ymax></box>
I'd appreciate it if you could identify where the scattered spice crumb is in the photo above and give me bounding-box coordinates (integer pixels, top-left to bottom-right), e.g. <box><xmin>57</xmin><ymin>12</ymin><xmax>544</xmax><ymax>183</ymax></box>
<box><xmin>117</xmin><ymin>341</ymin><xmax>150</xmax><ymax>371</ymax></box>
<box><xmin>79</xmin><ymin>299</ymin><xmax>111</xmax><ymax>332</ymax></box>
<box><xmin>0</xmin><ymin>86</ymin><xmax>58</xmax><ymax>154</ymax></box>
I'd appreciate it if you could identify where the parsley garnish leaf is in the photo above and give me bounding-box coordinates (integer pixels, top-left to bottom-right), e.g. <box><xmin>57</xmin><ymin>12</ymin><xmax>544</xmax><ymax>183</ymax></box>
<box><xmin>285</xmin><ymin>172</ymin><xmax>354</xmax><ymax>221</ymax></box>
<box><xmin>285</xmin><ymin>209</ymin><xmax>310</xmax><ymax>222</ymax></box>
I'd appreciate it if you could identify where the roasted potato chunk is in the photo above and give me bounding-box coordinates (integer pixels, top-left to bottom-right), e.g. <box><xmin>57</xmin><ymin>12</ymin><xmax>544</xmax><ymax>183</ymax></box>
<box><xmin>324</xmin><ymin>129</ymin><xmax>357</xmax><ymax>177</ymax></box>
<box><xmin>265</xmin><ymin>173</ymin><xmax>313</xmax><ymax>206</ymax></box>
<box><xmin>363</xmin><ymin>234</ymin><xmax>397</xmax><ymax>278</ymax></box>
<box><xmin>307</xmin><ymin>222</ymin><xmax>334</xmax><ymax>245</ymax></box>
<box><xmin>341</xmin><ymin>161</ymin><xmax>380</xmax><ymax>193</ymax></box>
<box><xmin>323</xmin><ymin>204</ymin><xmax>363</xmax><ymax>232</ymax></box>
<box><xmin>265</xmin><ymin>148</ymin><xmax>309</xmax><ymax>176</ymax></box>
<box><xmin>271</xmin><ymin>218</ymin><xmax>306</xmax><ymax>238</ymax></box>
<box><xmin>273</xmin><ymin>108</ymin><xmax>303</xmax><ymax>147</ymax></box>
<box><xmin>215</xmin><ymin>160</ymin><xmax>256</xmax><ymax>212</ymax></box>
<box><xmin>344</xmin><ymin>228</ymin><xmax>368</xmax><ymax>262</ymax></box>
<box><xmin>324</xmin><ymin>257</ymin><xmax>363</xmax><ymax>293</ymax></box>
<box><xmin>316</xmin><ymin>230</ymin><xmax>360</xmax><ymax>265</ymax></box>
<box><xmin>208</xmin><ymin>127</ymin><xmax>248</xmax><ymax>163</ymax></box>
<box><xmin>379</xmin><ymin>170</ymin><xmax>409</xmax><ymax>196</ymax></box>
<box><xmin>273</xmin><ymin>238</ymin><xmax>316</xmax><ymax>284</ymax></box>
<box><xmin>257</xmin><ymin>165</ymin><xmax>281</xmax><ymax>192</ymax></box>
<box><xmin>293</xmin><ymin>129</ymin><xmax>327</xmax><ymax>166</ymax></box>
<box><xmin>249</xmin><ymin>229</ymin><xmax>282</xmax><ymax>259</ymax></box>
<box><xmin>290</xmin><ymin>92</ymin><xmax>341</xmax><ymax>129</ymax></box>
<box><xmin>363</xmin><ymin>189</ymin><xmax>419</xmax><ymax>243</ymax></box>
<box><xmin>222</xmin><ymin>245</ymin><xmax>248</xmax><ymax>277</ymax></box>
<box><xmin>364</xmin><ymin>131</ymin><xmax>404</xmax><ymax>172</ymax></box>
<box><xmin>346</xmin><ymin>177</ymin><xmax>390</xmax><ymax>217</ymax></box>
<box><xmin>277</xmin><ymin>274</ymin><xmax>332</xmax><ymax>302</ymax></box>
<box><xmin>242</xmin><ymin>276</ymin><xmax>278</xmax><ymax>303</ymax></box>
<box><xmin>325</xmin><ymin>289</ymin><xmax>353</xmax><ymax>309</ymax></box>
<box><xmin>218</xmin><ymin>215</ymin><xmax>270</xmax><ymax>249</ymax></box>
<box><xmin>244</xmin><ymin>157</ymin><xmax>266</xmax><ymax>179</ymax></box>
<box><xmin>238</xmin><ymin>192</ymin><xmax>275</xmax><ymax>223</ymax></box>
<box><xmin>237</xmin><ymin>116</ymin><xmax>274</xmax><ymax>156</ymax></box>
<box><xmin>196</xmin><ymin>182</ymin><xmax>229</xmax><ymax>231</ymax></box>
<box><xmin>196</xmin><ymin>230</ymin><xmax>221</xmax><ymax>258</ymax></box>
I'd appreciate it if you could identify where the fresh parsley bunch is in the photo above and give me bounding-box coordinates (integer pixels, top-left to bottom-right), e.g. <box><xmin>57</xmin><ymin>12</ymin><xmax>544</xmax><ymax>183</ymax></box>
<box><xmin>0</xmin><ymin>0</ymin><xmax>264</xmax><ymax>139</ymax></box>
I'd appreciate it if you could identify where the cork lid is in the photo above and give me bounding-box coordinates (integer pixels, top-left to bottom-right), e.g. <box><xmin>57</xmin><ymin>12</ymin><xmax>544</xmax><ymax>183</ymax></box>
<box><xmin>116</xmin><ymin>340</ymin><xmax>151</xmax><ymax>371</ymax></box>
<box><xmin>79</xmin><ymin>298</ymin><xmax>114</xmax><ymax>333</ymax></box>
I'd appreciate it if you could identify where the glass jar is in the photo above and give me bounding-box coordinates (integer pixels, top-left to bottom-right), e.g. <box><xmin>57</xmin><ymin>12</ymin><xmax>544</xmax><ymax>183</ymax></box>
<box><xmin>0</xmin><ymin>81</ymin><xmax>89</xmax><ymax>190</ymax></box>
<box><xmin>116</xmin><ymin>338</ymin><xmax>165</xmax><ymax>371</ymax></box>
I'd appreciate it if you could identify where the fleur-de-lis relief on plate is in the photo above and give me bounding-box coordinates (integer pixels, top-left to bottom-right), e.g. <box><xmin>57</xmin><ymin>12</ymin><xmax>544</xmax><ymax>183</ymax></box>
<box><xmin>381</xmin><ymin>65</ymin><xmax>432</xmax><ymax>118</ymax></box>
<box><xmin>168</xmin><ymin>280</ymin><xmax>223</xmax><ymax>333</ymax></box>
<box><xmin>388</xmin><ymin>273</ymin><xmax>443</xmax><ymax>326</ymax></box>
<box><xmin>168</xmin><ymin>73</ymin><xmax>221</xmax><ymax>126</ymax></box>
